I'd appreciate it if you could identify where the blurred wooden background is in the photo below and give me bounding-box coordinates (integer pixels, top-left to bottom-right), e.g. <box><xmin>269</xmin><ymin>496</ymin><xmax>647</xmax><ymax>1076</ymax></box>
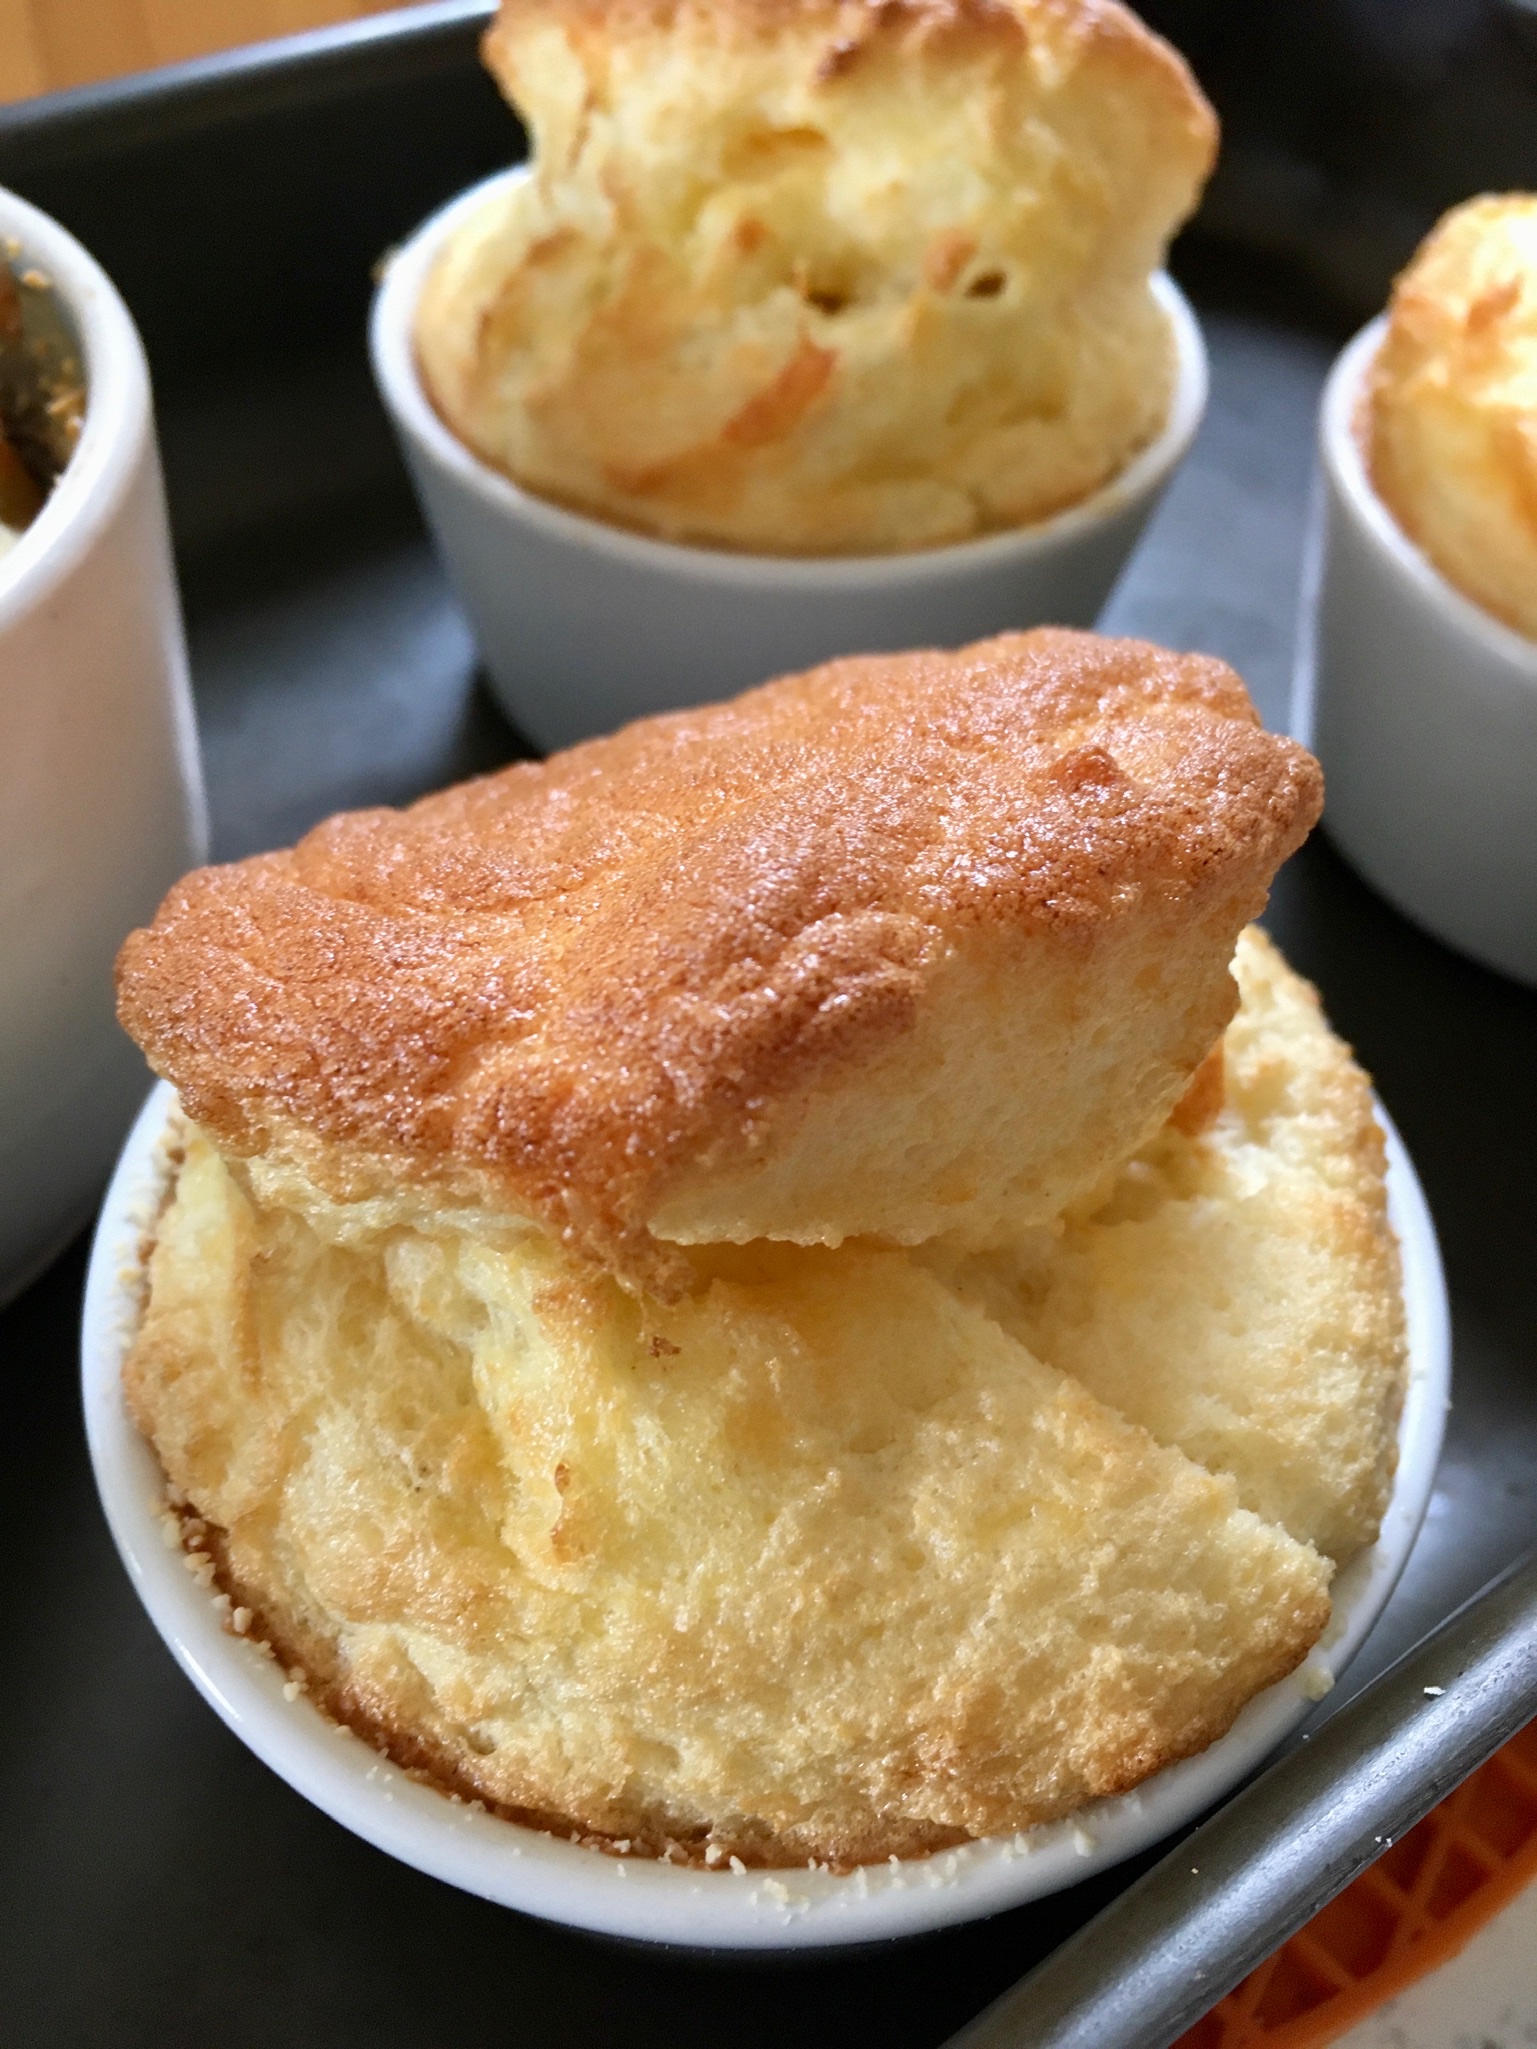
<box><xmin>0</xmin><ymin>0</ymin><xmax>405</xmax><ymax>101</ymax></box>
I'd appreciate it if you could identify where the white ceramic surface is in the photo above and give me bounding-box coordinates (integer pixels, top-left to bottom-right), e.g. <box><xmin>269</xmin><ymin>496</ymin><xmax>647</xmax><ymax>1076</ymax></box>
<box><xmin>84</xmin><ymin>1080</ymin><xmax>1449</xmax><ymax>1952</ymax></box>
<box><xmin>1295</xmin><ymin>317</ymin><xmax>1537</xmax><ymax>988</ymax></box>
<box><xmin>370</xmin><ymin>171</ymin><xmax>1209</xmax><ymax>752</ymax></box>
<box><xmin>0</xmin><ymin>187</ymin><xmax>206</xmax><ymax>1305</ymax></box>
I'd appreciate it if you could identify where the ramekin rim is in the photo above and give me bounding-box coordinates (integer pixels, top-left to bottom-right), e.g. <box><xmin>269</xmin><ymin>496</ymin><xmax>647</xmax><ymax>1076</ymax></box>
<box><xmin>369</xmin><ymin>167</ymin><xmax>1208</xmax><ymax>589</ymax></box>
<box><xmin>1321</xmin><ymin>315</ymin><xmax>1537</xmax><ymax>679</ymax></box>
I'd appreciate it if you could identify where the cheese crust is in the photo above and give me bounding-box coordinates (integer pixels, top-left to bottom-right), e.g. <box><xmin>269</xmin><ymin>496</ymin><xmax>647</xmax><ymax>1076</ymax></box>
<box><xmin>115</xmin><ymin>630</ymin><xmax>1322</xmax><ymax>1292</ymax></box>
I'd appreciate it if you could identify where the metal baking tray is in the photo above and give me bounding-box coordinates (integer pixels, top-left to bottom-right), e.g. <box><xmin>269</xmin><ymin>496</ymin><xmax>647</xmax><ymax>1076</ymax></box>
<box><xmin>1</xmin><ymin>6</ymin><xmax>1534</xmax><ymax>2044</ymax></box>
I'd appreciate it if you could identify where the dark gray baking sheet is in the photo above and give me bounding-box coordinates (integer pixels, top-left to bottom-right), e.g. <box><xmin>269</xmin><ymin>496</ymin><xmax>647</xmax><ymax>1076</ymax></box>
<box><xmin>1</xmin><ymin>8</ymin><xmax>1535</xmax><ymax>2046</ymax></box>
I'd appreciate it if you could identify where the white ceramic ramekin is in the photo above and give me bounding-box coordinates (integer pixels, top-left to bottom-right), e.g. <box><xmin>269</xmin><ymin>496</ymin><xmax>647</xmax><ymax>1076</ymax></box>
<box><xmin>370</xmin><ymin>172</ymin><xmax>1209</xmax><ymax>752</ymax></box>
<box><xmin>0</xmin><ymin>188</ymin><xmax>206</xmax><ymax>1304</ymax></box>
<box><xmin>84</xmin><ymin>1080</ymin><xmax>1447</xmax><ymax>1952</ymax></box>
<box><xmin>1295</xmin><ymin>318</ymin><xmax>1537</xmax><ymax>987</ymax></box>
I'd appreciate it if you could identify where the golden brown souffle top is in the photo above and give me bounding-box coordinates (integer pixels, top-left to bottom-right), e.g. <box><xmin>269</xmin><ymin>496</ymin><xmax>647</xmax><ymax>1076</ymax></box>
<box><xmin>1369</xmin><ymin>192</ymin><xmax>1537</xmax><ymax>640</ymax></box>
<box><xmin>116</xmin><ymin>629</ymin><xmax>1322</xmax><ymax>1284</ymax></box>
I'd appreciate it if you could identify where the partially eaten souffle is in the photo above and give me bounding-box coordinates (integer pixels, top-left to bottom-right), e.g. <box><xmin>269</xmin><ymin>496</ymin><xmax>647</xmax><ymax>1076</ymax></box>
<box><xmin>415</xmin><ymin>0</ymin><xmax>1217</xmax><ymax>553</ymax></box>
<box><xmin>116</xmin><ymin>630</ymin><xmax>1405</xmax><ymax>1867</ymax></box>
<box><xmin>1369</xmin><ymin>193</ymin><xmax>1537</xmax><ymax>641</ymax></box>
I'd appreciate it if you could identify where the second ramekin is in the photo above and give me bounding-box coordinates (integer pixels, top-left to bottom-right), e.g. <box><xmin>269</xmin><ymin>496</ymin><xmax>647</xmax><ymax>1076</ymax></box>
<box><xmin>371</xmin><ymin>171</ymin><xmax>1208</xmax><ymax>751</ymax></box>
<box><xmin>1295</xmin><ymin>318</ymin><xmax>1537</xmax><ymax>988</ymax></box>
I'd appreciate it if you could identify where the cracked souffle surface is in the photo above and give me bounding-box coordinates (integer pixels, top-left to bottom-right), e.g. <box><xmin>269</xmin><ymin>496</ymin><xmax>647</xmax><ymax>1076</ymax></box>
<box><xmin>415</xmin><ymin>0</ymin><xmax>1216</xmax><ymax>552</ymax></box>
<box><xmin>119</xmin><ymin>931</ymin><xmax>1401</xmax><ymax>1869</ymax></box>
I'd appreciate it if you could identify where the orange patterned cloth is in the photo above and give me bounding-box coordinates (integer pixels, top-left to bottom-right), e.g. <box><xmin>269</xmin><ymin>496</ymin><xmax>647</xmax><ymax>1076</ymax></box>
<box><xmin>1179</xmin><ymin>1719</ymin><xmax>1537</xmax><ymax>2048</ymax></box>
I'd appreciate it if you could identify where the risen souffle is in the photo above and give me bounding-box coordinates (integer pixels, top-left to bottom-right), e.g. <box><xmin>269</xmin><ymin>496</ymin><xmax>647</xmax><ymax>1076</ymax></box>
<box><xmin>414</xmin><ymin>0</ymin><xmax>1217</xmax><ymax>552</ymax></box>
<box><xmin>125</xmin><ymin>932</ymin><xmax>1399</xmax><ymax>1866</ymax></box>
<box><xmin>115</xmin><ymin>634</ymin><xmax>1397</xmax><ymax>1868</ymax></box>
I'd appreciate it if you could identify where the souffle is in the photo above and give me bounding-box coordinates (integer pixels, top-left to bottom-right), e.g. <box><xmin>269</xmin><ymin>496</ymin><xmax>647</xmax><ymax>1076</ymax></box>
<box><xmin>414</xmin><ymin>0</ymin><xmax>1217</xmax><ymax>553</ymax></box>
<box><xmin>1369</xmin><ymin>193</ymin><xmax>1537</xmax><ymax>641</ymax></box>
<box><xmin>116</xmin><ymin>630</ymin><xmax>1406</xmax><ymax>1868</ymax></box>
